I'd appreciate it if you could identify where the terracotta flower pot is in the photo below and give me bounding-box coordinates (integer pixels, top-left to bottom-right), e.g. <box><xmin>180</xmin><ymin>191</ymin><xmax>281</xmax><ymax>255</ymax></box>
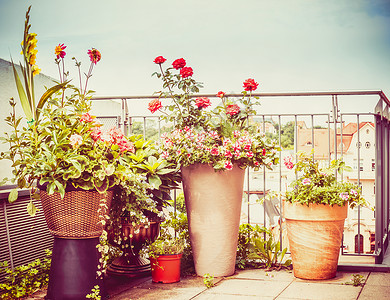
<box><xmin>284</xmin><ymin>201</ymin><xmax>348</xmax><ymax>280</ymax></box>
<box><xmin>181</xmin><ymin>163</ymin><xmax>245</xmax><ymax>277</ymax></box>
<box><xmin>151</xmin><ymin>253</ymin><xmax>182</xmax><ymax>283</ymax></box>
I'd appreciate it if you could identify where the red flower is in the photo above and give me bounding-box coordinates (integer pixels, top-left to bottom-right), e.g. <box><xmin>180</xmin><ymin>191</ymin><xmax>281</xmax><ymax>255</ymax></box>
<box><xmin>88</xmin><ymin>48</ymin><xmax>101</xmax><ymax>64</ymax></box>
<box><xmin>224</xmin><ymin>161</ymin><xmax>233</xmax><ymax>170</ymax></box>
<box><xmin>195</xmin><ymin>97</ymin><xmax>211</xmax><ymax>109</ymax></box>
<box><xmin>80</xmin><ymin>113</ymin><xmax>94</xmax><ymax>122</ymax></box>
<box><xmin>172</xmin><ymin>58</ymin><xmax>186</xmax><ymax>69</ymax></box>
<box><xmin>55</xmin><ymin>43</ymin><xmax>66</xmax><ymax>59</ymax></box>
<box><xmin>180</xmin><ymin>67</ymin><xmax>193</xmax><ymax>78</ymax></box>
<box><xmin>210</xmin><ymin>147</ymin><xmax>219</xmax><ymax>156</ymax></box>
<box><xmin>243</xmin><ymin>78</ymin><xmax>259</xmax><ymax>91</ymax></box>
<box><xmin>262</xmin><ymin>148</ymin><xmax>266</xmax><ymax>156</ymax></box>
<box><xmin>154</xmin><ymin>56</ymin><xmax>166</xmax><ymax>64</ymax></box>
<box><xmin>217</xmin><ymin>91</ymin><xmax>225</xmax><ymax>98</ymax></box>
<box><xmin>226</xmin><ymin>104</ymin><xmax>240</xmax><ymax>116</ymax></box>
<box><xmin>148</xmin><ymin>99</ymin><xmax>162</xmax><ymax>113</ymax></box>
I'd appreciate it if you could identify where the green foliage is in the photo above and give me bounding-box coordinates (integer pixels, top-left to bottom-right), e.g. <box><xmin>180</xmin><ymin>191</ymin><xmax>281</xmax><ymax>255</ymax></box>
<box><xmin>86</xmin><ymin>285</ymin><xmax>101</xmax><ymax>299</ymax></box>
<box><xmin>236</xmin><ymin>224</ymin><xmax>291</xmax><ymax>270</ymax></box>
<box><xmin>285</xmin><ymin>151</ymin><xmax>367</xmax><ymax>207</ymax></box>
<box><xmin>203</xmin><ymin>273</ymin><xmax>215</xmax><ymax>288</ymax></box>
<box><xmin>168</xmin><ymin>192</ymin><xmax>186</xmax><ymax>213</ymax></box>
<box><xmin>344</xmin><ymin>274</ymin><xmax>365</xmax><ymax>287</ymax></box>
<box><xmin>148</xmin><ymin>211</ymin><xmax>194</xmax><ymax>274</ymax></box>
<box><xmin>0</xmin><ymin>249</ymin><xmax>51</xmax><ymax>300</ymax></box>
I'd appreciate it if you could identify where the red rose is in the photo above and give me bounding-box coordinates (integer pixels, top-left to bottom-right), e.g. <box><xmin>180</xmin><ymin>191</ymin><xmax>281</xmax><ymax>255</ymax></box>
<box><xmin>148</xmin><ymin>99</ymin><xmax>162</xmax><ymax>113</ymax></box>
<box><xmin>172</xmin><ymin>58</ymin><xmax>186</xmax><ymax>69</ymax></box>
<box><xmin>226</xmin><ymin>104</ymin><xmax>240</xmax><ymax>116</ymax></box>
<box><xmin>217</xmin><ymin>91</ymin><xmax>225</xmax><ymax>98</ymax></box>
<box><xmin>243</xmin><ymin>78</ymin><xmax>259</xmax><ymax>92</ymax></box>
<box><xmin>154</xmin><ymin>56</ymin><xmax>166</xmax><ymax>64</ymax></box>
<box><xmin>195</xmin><ymin>97</ymin><xmax>211</xmax><ymax>109</ymax></box>
<box><xmin>180</xmin><ymin>67</ymin><xmax>193</xmax><ymax>78</ymax></box>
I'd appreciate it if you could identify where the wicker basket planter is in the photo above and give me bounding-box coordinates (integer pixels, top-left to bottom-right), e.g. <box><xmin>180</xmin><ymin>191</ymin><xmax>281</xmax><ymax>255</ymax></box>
<box><xmin>40</xmin><ymin>188</ymin><xmax>113</xmax><ymax>238</ymax></box>
<box><xmin>284</xmin><ymin>201</ymin><xmax>348</xmax><ymax>280</ymax></box>
<box><xmin>181</xmin><ymin>163</ymin><xmax>245</xmax><ymax>277</ymax></box>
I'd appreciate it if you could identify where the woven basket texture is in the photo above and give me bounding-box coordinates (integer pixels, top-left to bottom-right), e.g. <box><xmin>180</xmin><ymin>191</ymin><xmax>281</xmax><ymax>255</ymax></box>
<box><xmin>40</xmin><ymin>189</ymin><xmax>113</xmax><ymax>239</ymax></box>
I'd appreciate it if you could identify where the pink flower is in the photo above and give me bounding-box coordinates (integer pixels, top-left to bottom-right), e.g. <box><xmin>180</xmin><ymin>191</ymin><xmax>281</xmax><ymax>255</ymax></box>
<box><xmin>80</xmin><ymin>113</ymin><xmax>94</xmax><ymax>122</ymax></box>
<box><xmin>217</xmin><ymin>91</ymin><xmax>225</xmax><ymax>98</ymax></box>
<box><xmin>350</xmin><ymin>189</ymin><xmax>358</xmax><ymax>197</ymax></box>
<box><xmin>226</xmin><ymin>104</ymin><xmax>240</xmax><ymax>116</ymax></box>
<box><xmin>88</xmin><ymin>48</ymin><xmax>101</xmax><ymax>64</ymax></box>
<box><xmin>224</xmin><ymin>150</ymin><xmax>233</xmax><ymax>158</ymax></box>
<box><xmin>254</xmin><ymin>161</ymin><xmax>260</xmax><ymax>167</ymax></box>
<box><xmin>243</xmin><ymin>78</ymin><xmax>259</xmax><ymax>91</ymax></box>
<box><xmin>195</xmin><ymin>97</ymin><xmax>211</xmax><ymax>109</ymax></box>
<box><xmin>302</xmin><ymin>178</ymin><xmax>311</xmax><ymax>185</ymax></box>
<box><xmin>55</xmin><ymin>43</ymin><xmax>66</xmax><ymax>59</ymax></box>
<box><xmin>209</xmin><ymin>131</ymin><xmax>219</xmax><ymax>139</ymax></box>
<box><xmin>172</xmin><ymin>58</ymin><xmax>186</xmax><ymax>69</ymax></box>
<box><xmin>180</xmin><ymin>67</ymin><xmax>193</xmax><ymax>78</ymax></box>
<box><xmin>210</xmin><ymin>147</ymin><xmax>219</xmax><ymax>156</ymax></box>
<box><xmin>69</xmin><ymin>134</ymin><xmax>83</xmax><ymax>149</ymax></box>
<box><xmin>284</xmin><ymin>156</ymin><xmax>294</xmax><ymax>169</ymax></box>
<box><xmin>154</xmin><ymin>56</ymin><xmax>166</xmax><ymax>64</ymax></box>
<box><xmin>244</xmin><ymin>143</ymin><xmax>251</xmax><ymax>151</ymax></box>
<box><xmin>224</xmin><ymin>161</ymin><xmax>233</xmax><ymax>170</ymax></box>
<box><xmin>262</xmin><ymin>148</ymin><xmax>266</xmax><ymax>156</ymax></box>
<box><xmin>234</xmin><ymin>150</ymin><xmax>241</xmax><ymax>158</ymax></box>
<box><xmin>161</xmin><ymin>151</ymin><xmax>169</xmax><ymax>159</ymax></box>
<box><xmin>148</xmin><ymin>99</ymin><xmax>162</xmax><ymax>113</ymax></box>
<box><xmin>340</xmin><ymin>192</ymin><xmax>349</xmax><ymax>201</ymax></box>
<box><xmin>246</xmin><ymin>151</ymin><xmax>254</xmax><ymax>158</ymax></box>
<box><xmin>90</xmin><ymin>126</ymin><xmax>102</xmax><ymax>141</ymax></box>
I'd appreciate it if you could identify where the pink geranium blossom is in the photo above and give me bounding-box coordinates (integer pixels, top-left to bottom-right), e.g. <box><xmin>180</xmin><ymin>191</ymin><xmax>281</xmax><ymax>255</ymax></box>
<box><xmin>302</xmin><ymin>178</ymin><xmax>311</xmax><ymax>185</ymax></box>
<box><xmin>69</xmin><ymin>134</ymin><xmax>83</xmax><ymax>149</ymax></box>
<box><xmin>224</xmin><ymin>161</ymin><xmax>233</xmax><ymax>170</ymax></box>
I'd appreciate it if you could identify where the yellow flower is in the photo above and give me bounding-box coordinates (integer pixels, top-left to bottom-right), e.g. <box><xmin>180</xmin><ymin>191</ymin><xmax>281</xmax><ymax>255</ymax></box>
<box><xmin>31</xmin><ymin>65</ymin><xmax>40</xmax><ymax>76</ymax></box>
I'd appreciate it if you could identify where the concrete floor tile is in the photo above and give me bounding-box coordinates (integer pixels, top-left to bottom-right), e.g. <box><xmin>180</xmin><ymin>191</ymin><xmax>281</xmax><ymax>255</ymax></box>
<box><xmin>201</xmin><ymin>278</ymin><xmax>291</xmax><ymax>297</ymax></box>
<box><xmin>358</xmin><ymin>284</ymin><xmax>390</xmax><ymax>300</ymax></box>
<box><xmin>364</xmin><ymin>272</ymin><xmax>390</xmax><ymax>286</ymax></box>
<box><xmin>279</xmin><ymin>281</ymin><xmax>361</xmax><ymax>300</ymax></box>
<box><xmin>294</xmin><ymin>271</ymin><xmax>369</xmax><ymax>285</ymax></box>
<box><xmin>233</xmin><ymin>268</ymin><xmax>295</xmax><ymax>282</ymax></box>
<box><xmin>193</xmin><ymin>294</ymin><xmax>272</xmax><ymax>300</ymax></box>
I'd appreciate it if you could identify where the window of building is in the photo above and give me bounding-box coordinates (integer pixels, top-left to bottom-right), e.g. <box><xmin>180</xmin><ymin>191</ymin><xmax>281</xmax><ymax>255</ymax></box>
<box><xmin>365</xmin><ymin>141</ymin><xmax>371</xmax><ymax>149</ymax></box>
<box><xmin>366</xmin><ymin>129</ymin><xmax>370</xmax><ymax>134</ymax></box>
<box><xmin>372</xmin><ymin>159</ymin><xmax>375</xmax><ymax>171</ymax></box>
<box><xmin>356</xmin><ymin>142</ymin><xmax>362</xmax><ymax>148</ymax></box>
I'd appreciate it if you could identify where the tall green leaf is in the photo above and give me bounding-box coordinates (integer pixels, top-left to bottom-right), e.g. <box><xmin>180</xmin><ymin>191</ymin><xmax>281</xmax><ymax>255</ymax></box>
<box><xmin>11</xmin><ymin>60</ymin><xmax>33</xmax><ymax>121</ymax></box>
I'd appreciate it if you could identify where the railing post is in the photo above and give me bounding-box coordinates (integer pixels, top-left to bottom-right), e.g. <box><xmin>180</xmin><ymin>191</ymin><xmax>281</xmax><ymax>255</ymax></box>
<box><xmin>3</xmin><ymin>201</ymin><xmax>14</xmax><ymax>269</ymax></box>
<box><xmin>375</xmin><ymin>99</ymin><xmax>384</xmax><ymax>263</ymax></box>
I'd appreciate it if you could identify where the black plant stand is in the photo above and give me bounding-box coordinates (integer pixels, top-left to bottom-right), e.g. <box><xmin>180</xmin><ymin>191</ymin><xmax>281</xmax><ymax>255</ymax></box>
<box><xmin>45</xmin><ymin>237</ymin><xmax>107</xmax><ymax>300</ymax></box>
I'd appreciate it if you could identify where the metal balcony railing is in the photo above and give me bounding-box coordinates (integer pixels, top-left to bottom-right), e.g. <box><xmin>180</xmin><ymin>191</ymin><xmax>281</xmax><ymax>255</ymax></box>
<box><xmin>91</xmin><ymin>90</ymin><xmax>390</xmax><ymax>266</ymax></box>
<box><xmin>1</xmin><ymin>90</ymin><xmax>389</xmax><ymax>281</ymax></box>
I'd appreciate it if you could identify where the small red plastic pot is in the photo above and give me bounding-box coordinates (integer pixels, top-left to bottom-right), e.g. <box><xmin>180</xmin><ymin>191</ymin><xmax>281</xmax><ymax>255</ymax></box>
<box><xmin>150</xmin><ymin>253</ymin><xmax>182</xmax><ymax>283</ymax></box>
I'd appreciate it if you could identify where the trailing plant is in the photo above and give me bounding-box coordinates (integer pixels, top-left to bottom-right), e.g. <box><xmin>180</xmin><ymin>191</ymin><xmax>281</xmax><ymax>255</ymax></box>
<box><xmin>0</xmin><ymin>249</ymin><xmax>51</xmax><ymax>299</ymax></box>
<box><xmin>85</xmin><ymin>285</ymin><xmax>101</xmax><ymax>300</ymax></box>
<box><xmin>284</xmin><ymin>151</ymin><xmax>366</xmax><ymax>207</ymax></box>
<box><xmin>236</xmin><ymin>224</ymin><xmax>291</xmax><ymax>270</ymax></box>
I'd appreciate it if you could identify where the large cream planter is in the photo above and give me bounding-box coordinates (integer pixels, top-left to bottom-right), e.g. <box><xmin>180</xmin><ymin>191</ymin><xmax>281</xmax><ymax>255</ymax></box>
<box><xmin>181</xmin><ymin>163</ymin><xmax>245</xmax><ymax>277</ymax></box>
<box><xmin>284</xmin><ymin>201</ymin><xmax>348</xmax><ymax>280</ymax></box>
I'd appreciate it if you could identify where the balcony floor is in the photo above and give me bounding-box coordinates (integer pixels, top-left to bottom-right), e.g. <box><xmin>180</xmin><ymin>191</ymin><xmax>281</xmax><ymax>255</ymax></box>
<box><xmin>100</xmin><ymin>268</ymin><xmax>390</xmax><ymax>300</ymax></box>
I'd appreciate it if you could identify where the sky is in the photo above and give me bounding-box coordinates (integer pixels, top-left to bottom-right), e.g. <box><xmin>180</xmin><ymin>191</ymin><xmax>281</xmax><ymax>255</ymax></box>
<box><xmin>0</xmin><ymin>0</ymin><xmax>390</xmax><ymax>115</ymax></box>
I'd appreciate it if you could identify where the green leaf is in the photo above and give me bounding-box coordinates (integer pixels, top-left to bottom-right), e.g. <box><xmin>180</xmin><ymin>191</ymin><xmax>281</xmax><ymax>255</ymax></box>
<box><xmin>8</xmin><ymin>189</ymin><xmax>18</xmax><ymax>203</ymax></box>
<box><xmin>148</xmin><ymin>174</ymin><xmax>162</xmax><ymax>189</ymax></box>
<box><xmin>27</xmin><ymin>200</ymin><xmax>37</xmax><ymax>217</ymax></box>
<box><xmin>36</xmin><ymin>81</ymin><xmax>70</xmax><ymax>120</ymax></box>
<box><xmin>11</xmin><ymin>59</ymin><xmax>33</xmax><ymax>121</ymax></box>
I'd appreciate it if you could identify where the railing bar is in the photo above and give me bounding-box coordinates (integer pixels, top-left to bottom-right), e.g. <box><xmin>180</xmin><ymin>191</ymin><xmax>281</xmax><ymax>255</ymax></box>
<box><xmin>3</xmin><ymin>201</ymin><xmax>14</xmax><ymax>269</ymax></box>
<box><xmin>357</xmin><ymin>114</ymin><xmax>361</xmax><ymax>255</ymax></box>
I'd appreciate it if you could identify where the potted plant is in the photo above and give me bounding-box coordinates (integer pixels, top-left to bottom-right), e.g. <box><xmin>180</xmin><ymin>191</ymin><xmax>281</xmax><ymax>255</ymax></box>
<box><xmin>283</xmin><ymin>151</ymin><xmax>366</xmax><ymax>280</ymax></box>
<box><xmin>148</xmin><ymin>237</ymin><xmax>185</xmax><ymax>283</ymax></box>
<box><xmin>148</xmin><ymin>56</ymin><xmax>279</xmax><ymax>277</ymax></box>
<box><xmin>105</xmin><ymin>134</ymin><xmax>181</xmax><ymax>277</ymax></box>
<box><xmin>0</xmin><ymin>7</ymin><xmax>179</xmax><ymax>299</ymax></box>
